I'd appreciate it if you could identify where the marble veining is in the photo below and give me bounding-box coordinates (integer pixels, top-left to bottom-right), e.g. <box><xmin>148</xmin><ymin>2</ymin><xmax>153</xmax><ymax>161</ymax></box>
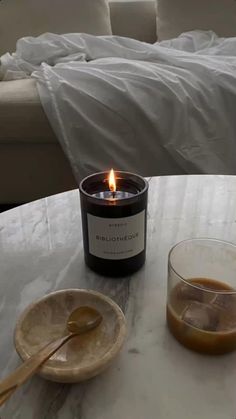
<box><xmin>0</xmin><ymin>175</ymin><xmax>236</xmax><ymax>418</ymax></box>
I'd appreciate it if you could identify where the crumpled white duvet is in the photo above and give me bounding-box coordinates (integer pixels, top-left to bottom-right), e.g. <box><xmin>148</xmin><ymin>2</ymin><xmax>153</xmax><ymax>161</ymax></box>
<box><xmin>1</xmin><ymin>31</ymin><xmax>236</xmax><ymax>181</ymax></box>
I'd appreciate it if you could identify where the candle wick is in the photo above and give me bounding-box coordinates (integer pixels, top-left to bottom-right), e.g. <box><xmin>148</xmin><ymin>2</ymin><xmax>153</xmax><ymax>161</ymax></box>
<box><xmin>112</xmin><ymin>191</ymin><xmax>116</xmax><ymax>199</ymax></box>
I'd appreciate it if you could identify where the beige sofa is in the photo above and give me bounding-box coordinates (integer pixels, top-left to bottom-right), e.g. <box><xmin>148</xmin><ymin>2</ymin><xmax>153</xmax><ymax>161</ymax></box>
<box><xmin>0</xmin><ymin>1</ymin><xmax>157</xmax><ymax>204</ymax></box>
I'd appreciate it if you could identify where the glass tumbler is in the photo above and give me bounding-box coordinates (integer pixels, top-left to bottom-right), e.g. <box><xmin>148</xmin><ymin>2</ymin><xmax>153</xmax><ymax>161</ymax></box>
<box><xmin>167</xmin><ymin>238</ymin><xmax>236</xmax><ymax>354</ymax></box>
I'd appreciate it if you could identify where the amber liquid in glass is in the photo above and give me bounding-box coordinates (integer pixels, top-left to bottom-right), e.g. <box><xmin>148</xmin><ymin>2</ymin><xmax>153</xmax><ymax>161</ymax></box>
<box><xmin>167</xmin><ymin>278</ymin><xmax>236</xmax><ymax>354</ymax></box>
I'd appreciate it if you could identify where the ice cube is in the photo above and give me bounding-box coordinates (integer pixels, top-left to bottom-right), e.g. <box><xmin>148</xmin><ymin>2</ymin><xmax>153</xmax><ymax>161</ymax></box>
<box><xmin>218</xmin><ymin>314</ymin><xmax>236</xmax><ymax>331</ymax></box>
<box><xmin>176</xmin><ymin>282</ymin><xmax>205</xmax><ymax>303</ymax></box>
<box><xmin>211</xmin><ymin>293</ymin><xmax>236</xmax><ymax>312</ymax></box>
<box><xmin>182</xmin><ymin>302</ymin><xmax>219</xmax><ymax>331</ymax></box>
<box><xmin>210</xmin><ymin>294</ymin><xmax>236</xmax><ymax>331</ymax></box>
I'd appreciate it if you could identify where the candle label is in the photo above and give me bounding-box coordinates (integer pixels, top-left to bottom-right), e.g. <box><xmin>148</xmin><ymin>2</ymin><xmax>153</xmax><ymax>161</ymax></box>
<box><xmin>87</xmin><ymin>211</ymin><xmax>145</xmax><ymax>260</ymax></box>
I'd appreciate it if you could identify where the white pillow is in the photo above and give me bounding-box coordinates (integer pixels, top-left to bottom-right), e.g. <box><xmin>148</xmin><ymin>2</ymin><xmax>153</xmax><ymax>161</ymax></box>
<box><xmin>0</xmin><ymin>0</ymin><xmax>111</xmax><ymax>55</ymax></box>
<box><xmin>157</xmin><ymin>0</ymin><xmax>236</xmax><ymax>40</ymax></box>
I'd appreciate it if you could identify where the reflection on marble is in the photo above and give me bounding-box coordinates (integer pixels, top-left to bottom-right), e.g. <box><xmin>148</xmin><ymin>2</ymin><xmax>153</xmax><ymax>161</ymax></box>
<box><xmin>0</xmin><ymin>176</ymin><xmax>236</xmax><ymax>418</ymax></box>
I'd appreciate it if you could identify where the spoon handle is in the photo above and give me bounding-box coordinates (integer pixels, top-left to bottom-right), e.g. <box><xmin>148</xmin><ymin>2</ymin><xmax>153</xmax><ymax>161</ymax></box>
<box><xmin>0</xmin><ymin>333</ymin><xmax>75</xmax><ymax>406</ymax></box>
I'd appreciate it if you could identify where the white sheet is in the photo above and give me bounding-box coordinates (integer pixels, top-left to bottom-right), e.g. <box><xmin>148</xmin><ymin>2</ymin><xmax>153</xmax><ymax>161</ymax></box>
<box><xmin>1</xmin><ymin>31</ymin><xmax>236</xmax><ymax>181</ymax></box>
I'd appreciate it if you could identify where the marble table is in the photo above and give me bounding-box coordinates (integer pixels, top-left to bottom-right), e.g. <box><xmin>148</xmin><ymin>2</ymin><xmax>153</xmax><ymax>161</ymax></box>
<box><xmin>1</xmin><ymin>175</ymin><xmax>236</xmax><ymax>419</ymax></box>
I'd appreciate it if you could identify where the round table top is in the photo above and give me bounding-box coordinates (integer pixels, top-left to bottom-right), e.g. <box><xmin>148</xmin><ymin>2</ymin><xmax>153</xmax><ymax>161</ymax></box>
<box><xmin>1</xmin><ymin>175</ymin><xmax>236</xmax><ymax>419</ymax></box>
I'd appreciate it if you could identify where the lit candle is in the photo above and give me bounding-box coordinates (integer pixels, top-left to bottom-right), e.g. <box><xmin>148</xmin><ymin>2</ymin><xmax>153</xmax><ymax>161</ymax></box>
<box><xmin>92</xmin><ymin>169</ymin><xmax>138</xmax><ymax>201</ymax></box>
<box><xmin>79</xmin><ymin>170</ymin><xmax>148</xmax><ymax>277</ymax></box>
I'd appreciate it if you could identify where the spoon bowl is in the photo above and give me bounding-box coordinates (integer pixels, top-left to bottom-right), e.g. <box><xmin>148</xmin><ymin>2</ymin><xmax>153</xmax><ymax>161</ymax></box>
<box><xmin>14</xmin><ymin>289</ymin><xmax>126</xmax><ymax>383</ymax></box>
<box><xmin>67</xmin><ymin>306</ymin><xmax>102</xmax><ymax>334</ymax></box>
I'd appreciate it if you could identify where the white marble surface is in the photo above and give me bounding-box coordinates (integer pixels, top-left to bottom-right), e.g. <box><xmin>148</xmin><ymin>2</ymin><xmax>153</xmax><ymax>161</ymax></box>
<box><xmin>1</xmin><ymin>175</ymin><xmax>236</xmax><ymax>418</ymax></box>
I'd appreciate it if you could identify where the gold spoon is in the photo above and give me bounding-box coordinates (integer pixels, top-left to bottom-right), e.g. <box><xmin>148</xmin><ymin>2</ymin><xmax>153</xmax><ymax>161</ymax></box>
<box><xmin>0</xmin><ymin>306</ymin><xmax>102</xmax><ymax>406</ymax></box>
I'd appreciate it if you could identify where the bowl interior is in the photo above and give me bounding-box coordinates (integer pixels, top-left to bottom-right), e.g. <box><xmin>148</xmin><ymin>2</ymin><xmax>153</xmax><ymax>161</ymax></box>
<box><xmin>14</xmin><ymin>289</ymin><xmax>126</xmax><ymax>382</ymax></box>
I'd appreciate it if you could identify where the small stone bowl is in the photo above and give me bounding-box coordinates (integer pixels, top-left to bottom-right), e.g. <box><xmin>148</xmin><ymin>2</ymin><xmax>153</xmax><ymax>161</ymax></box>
<box><xmin>14</xmin><ymin>289</ymin><xmax>127</xmax><ymax>383</ymax></box>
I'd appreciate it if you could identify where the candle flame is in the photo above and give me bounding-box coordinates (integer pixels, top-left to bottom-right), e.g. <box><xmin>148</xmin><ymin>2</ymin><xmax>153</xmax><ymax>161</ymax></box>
<box><xmin>108</xmin><ymin>168</ymin><xmax>116</xmax><ymax>193</ymax></box>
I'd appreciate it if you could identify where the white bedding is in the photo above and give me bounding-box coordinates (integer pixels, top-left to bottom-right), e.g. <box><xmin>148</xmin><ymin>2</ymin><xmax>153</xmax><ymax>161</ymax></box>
<box><xmin>1</xmin><ymin>31</ymin><xmax>236</xmax><ymax>181</ymax></box>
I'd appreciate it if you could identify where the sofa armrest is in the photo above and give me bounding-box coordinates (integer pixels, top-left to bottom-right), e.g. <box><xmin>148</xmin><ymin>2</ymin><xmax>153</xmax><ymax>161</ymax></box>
<box><xmin>0</xmin><ymin>79</ymin><xmax>56</xmax><ymax>143</ymax></box>
<box><xmin>109</xmin><ymin>1</ymin><xmax>157</xmax><ymax>43</ymax></box>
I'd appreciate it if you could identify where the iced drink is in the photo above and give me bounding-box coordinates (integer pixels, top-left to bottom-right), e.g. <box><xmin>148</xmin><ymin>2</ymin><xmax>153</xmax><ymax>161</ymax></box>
<box><xmin>167</xmin><ymin>278</ymin><xmax>236</xmax><ymax>354</ymax></box>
